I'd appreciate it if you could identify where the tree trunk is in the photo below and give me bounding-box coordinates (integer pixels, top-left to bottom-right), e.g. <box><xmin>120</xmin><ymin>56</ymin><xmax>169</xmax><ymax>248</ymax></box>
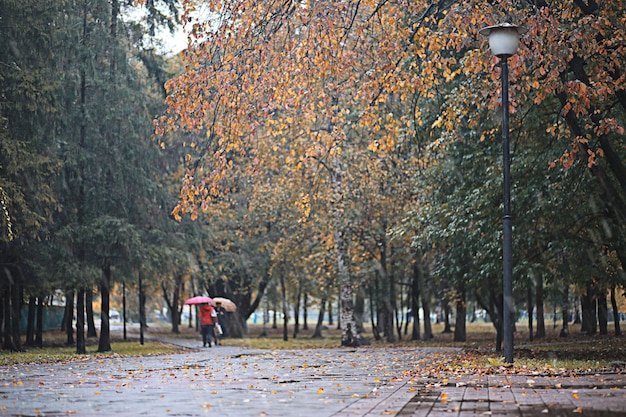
<box><xmin>65</xmin><ymin>290</ymin><xmax>74</xmax><ymax>345</ymax></box>
<box><xmin>2</xmin><ymin>286</ymin><xmax>14</xmax><ymax>350</ymax></box>
<box><xmin>598</xmin><ymin>290</ymin><xmax>608</xmax><ymax>335</ymax></box>
<box><xmin>0</xmin><ymin>288</ymin><xmax>4</xmax><ymax>343</ymax></box>
<box><xmin>560</xmin><ymin>284</ymin><xmax>570</xmax><ymax>337</ymax></box>
<box><xmin>86</xmin><ymin>290</ymin><xmax>97</xmax><ymax>337</ymax></box>
<box><xmin>25</xmin><ymin>296</ymin><xmax>36</xmax><ymax>347</ymax></box>
<box><xmin>98</xmin><ymin>265</ymin><xmax>112</xmax><ymax>352</ymax></box>
<box><xmin>611</xmin><ymin>286</ymin><xmax>622</xmax><ymax>336</ymax></box>
<box><xmin>138</xmin><ymin>272</ymin><xmax>145</xmax><ymax>345</ymax></box>
<box><xmin>280</xmin><ymin>270</ymin><xmax>288</xmax><ymax>342</ymax></box>
<box><xmin>303</xmin><ymin>292</ymin><xmax>308</xmax><ymax>330</ymax></box>
<box><xmin>331</xmin><ymin>152</ymin><xmax>358</xmax><ymax>347</ymax></box>
<box><xmin>161</xmin><ymin>274</ymin><xmax>183</xmax><ymax>334</ymax></box>
<box><xmin>260</xmin><ymin>291</ymin><xmax>269</xmax><ymax>337</ymax></box>
<box><xmin>327</xmin><ymin>300</ymin><xmax>333</xmax><ymax>326</ymax></box>
<box><xmin>311</xmin><ymin>297</ymin><xmax>326</xmax><ymax>339</ymax></box>
<box><xmin>272</xmin><ymin>301</ymin><xmax>278</xmax><ymax>329</ymax></box>
<box><xmin>454</xmin><ymin>285</ymin><xmax>466</xmax><ymax>342</ymax></box>
<box><xmin>354</xmin><ymin>288</ymin><xmax>365</xmax><ymax>334</ymax></box>
<box><xmin>292</xmin><ymin>280</ymin><xmax>301</xmax><ymax>339</ymax></box>
<box><xmin>442</xmin><ymin>300</ymin><xmax>452</xmax><ymax>333</ymax></box>
<box><xmin>421</xmin><ymin>264</ymin><xmax>433</xmax><ymax>341</ymax></box>
<box><xmin>527</xmin><ymin>285</ymin><xmax>534</xmax><ymax>342</ymax></box>
<box><xmin>369</xmin><ymin>283</ymin><xmax>380</xmax><ymax>341</ymax></box>
<box><xmin>76</xmin><ymin>289</ymin><xmax>86</xmax><ymax>354</ymax></box>
<box><xmin>10</xmin><ymin>278</ymin><xmax>22</xmax><ymax>352</ymax></box>
<box><xmin>581</xmin><ymin>282</ymin><xmax>597</xmax><ymax>335</ymax></box>
<box><xmin>35</xmin><ymin>296</ymin><xmax>43</xmax><ymax>347</ymax></box>
<box><xmin>535</xmin><ymin>272</ymin><xmax>545</xmax><ymax>339</ymax></box>
<box><xmin>411</xmin><ymin>258</ymin><xmax>421</xmax><ymax>341</ymax></box>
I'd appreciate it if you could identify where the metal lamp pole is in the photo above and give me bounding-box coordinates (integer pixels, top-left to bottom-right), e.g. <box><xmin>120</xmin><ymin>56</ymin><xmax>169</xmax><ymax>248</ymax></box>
<box><xmin>479</xmin><ymin>23</ymin><xmax>527</xmax><ymax>364</ymax></box>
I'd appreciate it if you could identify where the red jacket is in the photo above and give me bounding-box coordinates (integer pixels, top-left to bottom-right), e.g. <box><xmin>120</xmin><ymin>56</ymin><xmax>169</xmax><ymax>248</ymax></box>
<box><xmin>199</xmin><ymin>304</ymin><xmax>216</xmax><ymax>325</ymax></box>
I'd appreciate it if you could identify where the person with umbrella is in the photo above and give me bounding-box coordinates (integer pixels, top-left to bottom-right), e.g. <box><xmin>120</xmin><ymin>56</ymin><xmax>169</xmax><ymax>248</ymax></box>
<box><xmin>214</xmin><ymin>301</ymin><xmax>228</xmax><ymax>339</ymax></box>
<box><xmin>198</xmin><ymin>301</ymin><xmax>218</xmax><ymax>347</ymax></box>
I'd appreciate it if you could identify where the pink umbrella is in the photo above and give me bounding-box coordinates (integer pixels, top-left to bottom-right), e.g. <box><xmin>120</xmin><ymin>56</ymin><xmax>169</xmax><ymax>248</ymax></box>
<box><xmin>184</xmin><ymin>295</ymin><xmax>213</xmax><ymax>305</ymax></box>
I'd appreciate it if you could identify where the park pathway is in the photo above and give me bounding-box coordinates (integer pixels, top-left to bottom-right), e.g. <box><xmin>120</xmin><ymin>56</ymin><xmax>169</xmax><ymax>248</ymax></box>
<box><xmin>1</xmin><ymin>337</ymin><xmax>625</xmax><ymax>416</ymax></box>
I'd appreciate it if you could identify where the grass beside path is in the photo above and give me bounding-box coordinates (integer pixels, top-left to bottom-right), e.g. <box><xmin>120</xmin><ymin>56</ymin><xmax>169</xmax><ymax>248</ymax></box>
<box><xmin>2</xmin><ymin>322</ymin><xmax>624</xmax><ymax>375</ymax></box>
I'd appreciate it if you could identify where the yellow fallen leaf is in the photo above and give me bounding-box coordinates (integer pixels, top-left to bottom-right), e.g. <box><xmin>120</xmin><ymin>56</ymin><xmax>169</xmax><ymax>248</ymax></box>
<box><xmin>409</xmin><ymin>387</ymin><xmax>417</xmax><ymax>392</ymax></box>
<box><xmin>203</xmin><ymin>403</ymin><xmax>211</xmax><ymax>410</ymax></box>
<box><xmin>94</xmin><ymin>391</ymin><xmax>101</xmax><ymax>395</ymax></box>
<box><xmin>271</xmin><ymin>390</ymin><xmax>278</xmax><ymax>394</ymax></box>
<box><xmin>317</xmin><ymin>388</ymin><xmax>324</xmax><ymax>394</ymax></box>
<box><xmin>440</xmin><ymin>393</ymin><xmax>448</xmax><ymax>402</ymax></box>
<box><xmin>374</xmin><ymin>378</ymin><xmax>380</xmax><ymax>383</ymax></box>
<box><xmin>352</xmin><ymin>393</ymin><xmax>360</xmax><ymax>397</ymax></box>
<box><xmin>573</xmin><ymin>393</ymin><xmax>580</xmax><ymax>399</ymax></box>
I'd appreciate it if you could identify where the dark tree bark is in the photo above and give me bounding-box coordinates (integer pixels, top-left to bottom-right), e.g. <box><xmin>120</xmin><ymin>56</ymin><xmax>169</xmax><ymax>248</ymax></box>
<box><xmin>76</xmin><ymin>289</ymin><xmax>86</xmax><ymax>354</ymax></box>
<box><xmin>311</xmin><ymin>297</ymin><xmax>326</xmax><ymax>339</ymax></box>
<box><xmin>280</xmin><ymin>270</ymin><xmax>288</xmax><ymax>342</ymax></box>
<box><xmin>98</xmin><ymin>266</ymin><xmax>112</xmax><ymax>352</ymax></box>
<box><xmin>2</xmin><ymin>286</ymin><xmax>14</xmax><ymax>350</ymax></box>
<box><xmin>292</xmin><ymin>279</ymin><xmax>301</xmax><ymax>339</ymax></box>
<box><xmin>410</xmin><ymin>259</ymin><xmax>421</xmax><ymax>341</ymax></box>
<box><xmin>369</xmin><ymin>283</ymin><xmax>380</xmax><ymax>341</ymax></box>
<box><xmin>303</xmin><ymin>292</ymin><xmax>309</xmax><ymax>330</ymax></box>
<box><xmin>35</xmin><ymin>296</ymin><xmax>43</xmax><ymax>348</ymax></box>
<box><xmin>442</xmin><ymin>299</ymin><xmax>453</xmax><ymax>334</ymax></box>
<box><xmin>560</xmin><ymin>285</ymin><xmax>570</xmax><ymax>337</ymax></box>
<box><xmin>327</xmin><ymin>300</ymin><xmax>333</xmax><ymax>326</ymax></box>
<box><xmin>535</xmin><ymin>273</ymin><xmax>546</xmax><ymax>339</ymax></box>
<box><xmin>454</xmin><ymin>285</ymin><xmax>466</xmax><ymax>342</ymax></box>
<box><xmin>421</xmin><ymin>268</ymin><xmax>433</xmax><ymax>341</ymax></box>
<box><xmin>25</xmin><ymin>296</ymin><xmax>36</xmax><ymax>347</ymax></box>
<box><xmin>611</xmin><ymin>286</ymin><xmax>622</xmax><ymax>336</ymax></box>
<box><xmin>475</xmin><ymin>279</ymin><xmax>503</xmax><ymax>353</ymax></box>
<box><xmin>10</xmin><ymin>278</ymin><xmax>22</xmax><ymax>352</ymax></box>
<box><xmin>354</xmin><ymin>288</ymin><xmax>365</xmax><ymax>334</ymax></box>
<box><xmin>86</xmin><ymin>290</ymin><xmax>97</xmax><ymax>337</ymax></box>
<box><xmin>581</xmin><ymin>281</ymin><xmax>597</xmax><ymax>335</ymax></box>
<box><xmin>65</xmin><ymin>289</ymin><xmax>74</xmax><ymax>345</ymax></box>
<box><xmin>161</xmin><ymin>273</ymin><xmax>183</xmax><ymax>334</ymax></box>
<box><xmin>527</xmin><ymin>285</ymin><xmax>534</xmax><ymax>342</ymax></box>
<box><xmin>598</xmin><ymin>290</ymin><xmax>608</xmax><ymax>335</ymax></box>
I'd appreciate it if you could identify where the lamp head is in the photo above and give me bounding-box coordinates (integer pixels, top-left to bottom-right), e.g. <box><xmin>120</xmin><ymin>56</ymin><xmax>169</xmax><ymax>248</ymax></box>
<box><xmin>479</xmin><ymin>23</ymin><xmax>527</xmax><ymax>57</ymax></box>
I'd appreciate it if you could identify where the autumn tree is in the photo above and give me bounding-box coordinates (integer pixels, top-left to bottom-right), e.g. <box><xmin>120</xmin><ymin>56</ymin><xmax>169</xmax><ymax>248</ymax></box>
<box><xmin>159</xmin><ymin>0</ymin><xmax>625</xmax><ymax>348</ymax></box>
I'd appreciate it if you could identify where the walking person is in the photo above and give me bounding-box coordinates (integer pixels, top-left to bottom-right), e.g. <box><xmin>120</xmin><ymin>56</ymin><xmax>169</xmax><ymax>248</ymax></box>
<box><xmin>199</xmin><ymin>302</ymin><xmax>217</xmax><ymax>347</ymax></box>
<box><xmin>215</xmin><ymin>301</ymin><xmax>228</xmax><ymax>338</ymax></box>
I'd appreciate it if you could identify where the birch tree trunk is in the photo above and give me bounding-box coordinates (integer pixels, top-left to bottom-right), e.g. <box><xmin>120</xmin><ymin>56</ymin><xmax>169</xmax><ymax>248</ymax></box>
<box><xmin>331</xmin><ymin>155</ymin><xmax>359</xmax><ymax>347</ymax></box>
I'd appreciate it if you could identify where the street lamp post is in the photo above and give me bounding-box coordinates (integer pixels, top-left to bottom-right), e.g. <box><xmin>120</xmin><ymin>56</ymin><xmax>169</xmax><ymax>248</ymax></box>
<box><xmin>479</xmin><ymin>22</ymin><xmax>527</xmax><ymax>364</ymax></box>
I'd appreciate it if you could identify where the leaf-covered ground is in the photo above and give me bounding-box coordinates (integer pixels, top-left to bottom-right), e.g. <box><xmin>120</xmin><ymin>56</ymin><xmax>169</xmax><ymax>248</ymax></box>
<box><xmin>3</xmin><ymin>321</ymin><xmax>624</xmax><ymax>378</ymax></box>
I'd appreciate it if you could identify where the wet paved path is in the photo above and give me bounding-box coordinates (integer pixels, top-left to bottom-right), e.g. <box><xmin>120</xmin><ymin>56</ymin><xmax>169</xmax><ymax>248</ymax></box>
<box><xmin>1</xmin><ymin>337</ymin><xmax>624</xmax><ymax>416</ymax></box>
<box><xmin>0</xmin><ymin>338</ymin><xmax>458</xmax><ymax>417</ymax></box>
